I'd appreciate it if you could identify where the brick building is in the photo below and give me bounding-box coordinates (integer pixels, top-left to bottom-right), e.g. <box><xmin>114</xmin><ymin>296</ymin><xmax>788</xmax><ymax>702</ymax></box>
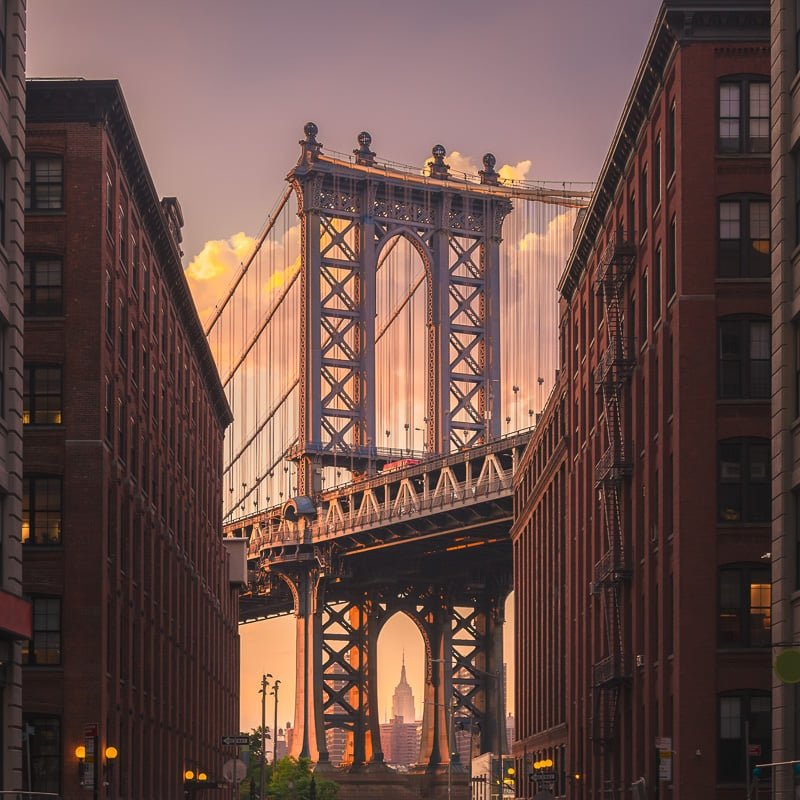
<box><xmin>21</xmin><ymin>79</ymin><xmax>240</xmax><ymax>799</ymax></box>
<box><xmin>770</xmin><ymin>2</ymin><xmax>800</xmax><ymax>798</ymax></box>
<box><xmin>0</xmin><ymin>0</ymin><xmax>28</xmax><ymax>791</ymax></box>
<box><xmin>512</xmin><ymin>2</ymin><xmax>771</xmax><ymax>798</ymax></box>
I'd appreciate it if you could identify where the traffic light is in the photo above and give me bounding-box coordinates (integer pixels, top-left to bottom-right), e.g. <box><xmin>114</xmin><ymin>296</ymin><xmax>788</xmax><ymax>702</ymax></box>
<box><xmin>752</xmin><ymin>766</ymin><xmax>762</xmax><ymax>781</ymax></box>
<box><xmin>794</xmin><ymin>763</ymin><xmax>800</xmax><ymax>778</ymax></box>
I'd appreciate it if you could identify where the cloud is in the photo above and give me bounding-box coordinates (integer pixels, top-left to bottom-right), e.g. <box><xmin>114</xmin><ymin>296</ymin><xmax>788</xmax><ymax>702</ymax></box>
<box><xmin>186</xmin><ymin>232</ymin><xmax>258</xmax><ymax>322</ymax></box>
<box><xmin>499</xmin><ymin>159</ymin><xmax>532</xmax><ymax>184</ymax></box>
<box><xmin>422</xmin><ymin>150</ymin><xmax>533</xmax><ymax>185</ymax></box>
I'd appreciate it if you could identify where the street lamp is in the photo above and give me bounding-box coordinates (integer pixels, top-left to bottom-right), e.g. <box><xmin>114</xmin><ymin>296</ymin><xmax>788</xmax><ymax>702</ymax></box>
<box><xmin>75</xmin><ymin>745</ymin><xmax>86</xmax><ymax>786</ymax></box>
<box><xmin>271</xmin><ymin>679</ymin><xmax>282</xmax><ymax>767</ymax></box>
<box><xmin>259</xmin><ymin>673</ymin><xmax>274</xmax><ymax>800</ymax></box>
<box><xmin>104</xmin><ymin>745</ymin><xmax>118</xmax><ymax>799</ymax></box>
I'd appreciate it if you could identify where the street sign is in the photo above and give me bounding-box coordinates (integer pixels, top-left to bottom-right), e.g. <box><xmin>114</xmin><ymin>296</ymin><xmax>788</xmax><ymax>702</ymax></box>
<box><xmin>655</xmin><ymin>736</ymin><xmax>672</xmax><ymax>750</ymax></box>
<box><xmin>221</xmin><ymin>735</ymin><xmax>250</xmax><ymax>746</ymax></box>
<box><xmin>748</xmin><ymin>744</ymin><xmax>762</xmax><ymax>757</ymax></box>
<box><xmin>222</xmin><ymin>758</ymin><xmax>247</xmax><ymax>783</ymax></box>
<box><xmin>83</xmin><ymin>723</ymin><xmax>98</xmax><ymax>791</ymax></box>
<box><xmin>531</xmin><ymin>771</ymin><xmax>556</xmax><ymax>782</ymax></box>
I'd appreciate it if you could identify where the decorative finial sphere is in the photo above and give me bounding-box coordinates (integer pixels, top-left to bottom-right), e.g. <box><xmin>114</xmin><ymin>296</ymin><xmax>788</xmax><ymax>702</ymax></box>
<box><xmin>304</xmin><ymin>122</ymin><xmax>318</xmax><ymax>139</ymax></box>
<box><xmin>483</xmin><ymin>153</ymin><xmax>497</xmax><ymax>171</ymax></box>
<box><xmin>358</xmin><ymin>131</ymin><xmax>372</xmax><ymax>148</ymax></box>
<box><xmin>432</xmin><ymin>144</ymin><xmax>446</xmax><ymax>159</ymax></box>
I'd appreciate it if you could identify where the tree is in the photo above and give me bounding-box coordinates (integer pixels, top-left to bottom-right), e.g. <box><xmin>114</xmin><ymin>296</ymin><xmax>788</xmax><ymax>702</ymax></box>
<box><xmin>268</xmin><ymin>757</ymin><xmax>338</xmax><ymax>800</ymax></box>
<box><xmin>239</xmin><ymin>727</ymin><xmax>272</xmax><ymax>799</ymax></box>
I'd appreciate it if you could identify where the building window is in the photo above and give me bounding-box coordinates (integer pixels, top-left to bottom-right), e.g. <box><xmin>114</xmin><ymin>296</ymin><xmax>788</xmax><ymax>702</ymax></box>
<box><xmin>718</xmin><ymin>78</ymin><xmax>769</xmax><ymax>154</ymax></box>
<box><xmin>796</xmin><ymin>0</ymin><xmax>800</xmax><ymax>73</ymax></box>
<box><xmin>0</xmin><ymin>0</ymin><xmax>7</xmax><ymax>74</ymax></box>
<box><xmin>22</xmin><ymin>597</ymin><xmax>61</xmax><ymax>665</ymax></box>
<box><xmin>653</xmin><ymin>135</ymin><xmax>661</xmax><ymax>209</ymax></box>
<box><xmin>667</xmin><ymin>215</ymin><xmax>677</xmax><ymax>298</ymax></box>
<box><xmin>23</xmin><ymin>365</ymin><xmax>62</xmax><ymax>425</ymax></box>
<box><xmin>24</xmin><ymin>256</ymin><xmax>63</xmax><ymax>316</ymax></box>
<box><xmin>640</xmin><ymin>167</ymin><xmax>648</xmax><ymax>235</ymax></box>
<box><xmin>105</xmin><ymin>271</ymin><xmax>114</xmax><ymax>341</ymax></box>
<box><xmin>719</xmin><ymin>692</ymin><xmax>771</xmax><ymax>783</ymax></box>
<box><xmin>718</xmin><ymin>565</ymin><xmax>771</xmax><ymax>648</ymax></box>
<box><xmin>667</xmin><ymin>100</ymin><xmax>676</xmax><ymax>177</ymax></box>
<box><xmin>22</xmin><ymin>476</ymin><xmax>62</xmax><ymax>546</ymax></box>
<box><xmin>118</xmin><ymin>198</ymin><xmax>127</xmax><ymax>268</ymax></box>
<box><xmin>718</xmin><ymin>196</ymin><xmax>770</xmax><ymax>278</ymax></box>
<box><xmin>25</xmin><ymin>156</ymin><xmax>63</xmax><ymax>211</ymax></box>
<box><xmin>0</xmin><ymin>155</ymin><xmax>6</xmax><ymax>244</ymax></box>
<box><xmin>640</xmin><ymin>272</ymin><xmax>648</xmax><ymax>344</ymax></box>
<box><xmin>22</xmin><ymin>715</ymin><xmax>61</xmax><ymax>794</ymax></box>
<box><xmin>105</xmin><ymin>377</ymin><xmax>113</xmax><ymax>443</ymax></box>
<box><xmin>105</xmin><ymin>173</ymin><xmax>114</xmax><ymax>235</ymax></box>
<box><xmin>718</xmin><ymin>316</ymin><xmax>770</xmax><ymax>399</ymax></box>
<box><xmin>718</xmin><ymin>438</ymin><xmax>770</xmax><ymax>523</ymax></box>
<box><xmin>653</xmin><ymin>244</ymin><xmax>662</xmax><ymax>324</ymax></box>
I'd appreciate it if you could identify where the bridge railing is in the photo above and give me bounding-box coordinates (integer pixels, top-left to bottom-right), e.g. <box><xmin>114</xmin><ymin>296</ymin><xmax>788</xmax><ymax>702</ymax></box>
<box><xmin>248</xmin><ymin>459</ymin><xmax>516</xmax><ymax>555</ymax></box>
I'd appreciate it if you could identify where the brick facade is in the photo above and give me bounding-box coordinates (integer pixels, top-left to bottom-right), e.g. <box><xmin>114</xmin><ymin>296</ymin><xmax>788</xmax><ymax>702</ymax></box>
<box><xmin>513</xmin><ymin>3</ymin><xmax>771</xmax><ymax>798</ymax></box>
<box><xmin>22</xmin><ymin>79</ymin><xmax>238</xmax><ymax>799</ymax></box>
<box><xmin>0</xmin><ymin>0</ymin><xmax>27</xmax><ymax>790</ymax></box>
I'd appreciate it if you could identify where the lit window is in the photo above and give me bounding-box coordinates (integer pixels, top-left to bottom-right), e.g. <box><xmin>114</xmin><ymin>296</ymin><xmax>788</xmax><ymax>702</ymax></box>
<box><xmin>22</xmin><ymin>476</ymin><xmax>62</xmax><ymax>545</ymax></box>
<box><xmin>23</xmin><ymin>365</ymin><xmax>62</xmax><ymax>425</ymax></box>
<box><xmin>718</xmin><ymin>565</ymin><xmax>771</xmax><ymax>648</ymax></box>
<box><xmin>22</xmin><ymin>597</ymin><xmax>61</xmax><ymax>665</ymax></box>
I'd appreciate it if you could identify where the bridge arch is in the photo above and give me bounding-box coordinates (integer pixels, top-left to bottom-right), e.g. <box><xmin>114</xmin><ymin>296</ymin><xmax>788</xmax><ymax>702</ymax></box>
<box><xmin>374</xmin><ymin>230</ymin><xmax>432</xmax><ymax>456</ymax></box>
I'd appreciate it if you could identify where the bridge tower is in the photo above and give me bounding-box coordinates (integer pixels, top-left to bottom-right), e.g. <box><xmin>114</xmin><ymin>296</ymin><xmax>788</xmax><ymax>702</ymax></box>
<box><xmin>289</xmin><ymin>124</ymin><xmax>512</xmax><ymax>494</ymax></box>
<box><xmin>249</xmin><ymin>128</ymin><xmax>517</xmax><ymax>799</ymax></box>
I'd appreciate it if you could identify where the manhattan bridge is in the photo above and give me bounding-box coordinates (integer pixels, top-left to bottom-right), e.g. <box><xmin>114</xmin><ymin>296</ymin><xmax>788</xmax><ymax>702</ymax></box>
<box><xmin>218</xmin><ymin>125</ymin><xmax>590</xmax><ymax>799</ymax></box>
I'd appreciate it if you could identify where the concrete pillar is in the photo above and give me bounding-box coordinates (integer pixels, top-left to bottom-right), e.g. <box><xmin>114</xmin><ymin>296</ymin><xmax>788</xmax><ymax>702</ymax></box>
<box><xmin>419</xmin><ymin>604</ymin><xmax>453</xmax><ymax>771</ymax></box>
<box><xmin>286</xmin><ymin>568</ymin><xmax>325</xmax><ymax>761</ymax></box>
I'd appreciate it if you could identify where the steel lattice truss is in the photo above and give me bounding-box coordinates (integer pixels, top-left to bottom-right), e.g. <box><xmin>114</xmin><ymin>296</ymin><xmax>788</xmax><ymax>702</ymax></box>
<box><xmin>289</xmin><ymin>133</ymin><xmax>511</xmax><ymax>494</ymax></box>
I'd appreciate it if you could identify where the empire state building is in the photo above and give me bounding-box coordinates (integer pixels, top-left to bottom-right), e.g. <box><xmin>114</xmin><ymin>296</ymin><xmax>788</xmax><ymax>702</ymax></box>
<box><xmin>391</xmin><ymin>654</ymin><xmax>416</xmax><ymax>722</ymax></box>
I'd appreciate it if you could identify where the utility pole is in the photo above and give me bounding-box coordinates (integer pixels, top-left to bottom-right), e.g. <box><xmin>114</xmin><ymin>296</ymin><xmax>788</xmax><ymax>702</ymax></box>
<box><xmin>272</xmin><ymin>680</ymin><xmax>282</xmax><ymax>768</ymax></box>
<box><xmin>259</xmin><ymin>673</ymin><xmax>272</xmax><ymax>800</ymax></box>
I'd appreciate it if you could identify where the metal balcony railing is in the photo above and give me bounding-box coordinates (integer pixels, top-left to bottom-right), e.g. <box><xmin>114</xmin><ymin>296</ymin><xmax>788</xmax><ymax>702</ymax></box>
<box><xmin>596</xmin><ymin>229</ymin><xmax>637</xmax><ymax>284</ymax></box>
<box><xmin>594</xmin><ymin>336</ymin><xmax>635</xmax><ymax>387</ymax></box>
<box><xmin>595</xmin><ymin>446</ymin><xmax>631</xmax><ymax>485</ymax></box>
<box><xmin>592</xmin><ymin>654</ymin><xmax>628</xmax><ymax>688</ymax></box>
<box><xmin>593</xmin><ymin>547</ymin><xmax>631</xmax><ymax>584</ymax></box>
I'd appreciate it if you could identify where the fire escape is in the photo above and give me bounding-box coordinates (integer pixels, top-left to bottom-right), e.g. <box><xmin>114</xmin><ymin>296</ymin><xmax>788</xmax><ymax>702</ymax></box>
<box><xmin>591</xmin><ymin>229</ymin><xmax>636</xmax><ymax>747</ymax></box>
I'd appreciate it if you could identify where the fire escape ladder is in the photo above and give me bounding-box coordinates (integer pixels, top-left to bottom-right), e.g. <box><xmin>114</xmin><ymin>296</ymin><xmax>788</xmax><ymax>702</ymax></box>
<box><xmin>590</xmin><ymin>230</ymin><xmax>635</xmax><ymax>748</ymax></box>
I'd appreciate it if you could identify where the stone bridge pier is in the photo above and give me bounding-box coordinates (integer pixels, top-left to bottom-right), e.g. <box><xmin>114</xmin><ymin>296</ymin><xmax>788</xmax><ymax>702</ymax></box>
<box><xmin>275</xmin><ymin>560</ymin><xmax>509</xmax><ymax>800</ymax></box>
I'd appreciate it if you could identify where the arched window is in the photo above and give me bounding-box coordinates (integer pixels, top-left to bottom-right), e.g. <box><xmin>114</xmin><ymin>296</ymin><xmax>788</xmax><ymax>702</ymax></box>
<box><xmin>718</xmin><ymin>438</ymin><xmax>770</xmax><ymax>523</ymax></box>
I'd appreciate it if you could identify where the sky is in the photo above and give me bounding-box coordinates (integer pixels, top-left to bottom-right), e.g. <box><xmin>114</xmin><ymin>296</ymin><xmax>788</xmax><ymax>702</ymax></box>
<box><xmin>28</xmin><ymin>0</ymin><xmax>661</xmax><ymax>736</ymax></box>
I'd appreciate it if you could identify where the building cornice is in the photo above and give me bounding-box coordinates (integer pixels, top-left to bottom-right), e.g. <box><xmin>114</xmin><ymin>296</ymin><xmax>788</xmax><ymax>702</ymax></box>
<box><xmin>26</xmin><ymin>79</ymin><xmax>233</xmax><ymax>429</ymax></box>
<box><xmin>558</xmin><ymin>0</ymin><xmax>769</xmax><ymax>301</ymax></box>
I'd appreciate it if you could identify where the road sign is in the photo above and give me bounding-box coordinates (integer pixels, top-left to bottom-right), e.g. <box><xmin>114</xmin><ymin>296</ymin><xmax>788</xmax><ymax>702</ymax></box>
<box><xmin>83</xmin><ymin>723</ymin><xmax>98</xmax><ymax>791</ymax></box>
<box><xmin>222</xmin><ymin>758</ymin><xmax>247</xmax><ymax>783</ymax></box>
<box><xmin>655</xmin><ymin>736</ymin><xmax>672</xmax><ymax>750</ymax></box>
<box><xmin>221</xmin><ymin>735</ymin><xmax>250</xmax><ymax>746</ymax></box>
<box><xmin>748</xmin><ymin>744</ymin><xmax>762</xmax><ymax>757</ymax></box>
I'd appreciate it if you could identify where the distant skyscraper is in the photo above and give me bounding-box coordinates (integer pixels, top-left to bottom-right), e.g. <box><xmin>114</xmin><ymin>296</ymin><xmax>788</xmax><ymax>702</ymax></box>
<box><xmin>391</xmin><ymin>653</ymin><xmax>416</xmax><ymax>723</ymax></box>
